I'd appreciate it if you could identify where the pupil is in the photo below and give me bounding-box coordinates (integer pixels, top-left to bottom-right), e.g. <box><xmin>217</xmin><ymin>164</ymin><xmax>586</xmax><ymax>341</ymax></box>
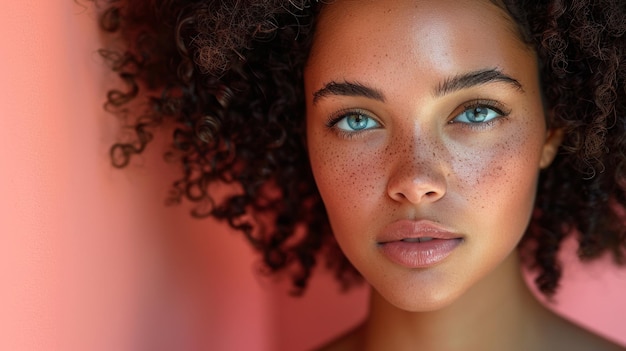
<box><xmin>471</xmin><ymin>107</ymin><xmax>487</xmax><ymax>122</ymax></box>
<box><xmin>348</xmin><ymin>114</ymin><xmax>367</xmax><ymax>129</ymax></box>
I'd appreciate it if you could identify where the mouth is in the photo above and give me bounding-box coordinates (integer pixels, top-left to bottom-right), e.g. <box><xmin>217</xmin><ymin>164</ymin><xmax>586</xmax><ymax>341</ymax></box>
<box><xmin>378</xmin><ymin>238</ymin><xmax>463</xmax><ymax>268</ymax></box>
<box><xmin>377</xmin><ymin>220</ymin><xmax>462</xmax><ymax>243</ymax></box>
<box><xmin>400</xmin><ymin>237</ymin><xmax>435</xmax><ymax>243</ymax></box>
<box><xmin>377</xmin><ymin>220</ymin><xmax>463</xmax><ymax>268</ymax></box>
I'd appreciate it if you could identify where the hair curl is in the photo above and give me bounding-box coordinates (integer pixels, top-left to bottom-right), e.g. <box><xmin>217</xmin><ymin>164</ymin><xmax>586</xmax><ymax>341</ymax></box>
<box><xmin>98</xmin><ymin>0</ymin><xmax>626</xmax><ymax>296</ymax></box>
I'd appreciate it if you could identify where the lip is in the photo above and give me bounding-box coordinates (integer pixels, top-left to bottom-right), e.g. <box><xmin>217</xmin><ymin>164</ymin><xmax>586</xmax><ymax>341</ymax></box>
<box><xmin>377</xmin><ymin>220</ymin><xmax>463</xmax><ymax>268</ymax></box>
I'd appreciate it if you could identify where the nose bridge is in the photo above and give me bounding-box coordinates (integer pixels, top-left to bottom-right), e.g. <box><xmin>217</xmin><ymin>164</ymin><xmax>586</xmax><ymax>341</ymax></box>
<box><xmin>386</xmin><ymin>124</ymin><xmax>447</xmax><ymax>203</ymax></box>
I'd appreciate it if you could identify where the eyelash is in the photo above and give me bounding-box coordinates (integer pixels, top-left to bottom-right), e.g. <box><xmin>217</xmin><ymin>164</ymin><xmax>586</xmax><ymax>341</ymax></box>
<box><xmin>450</xmin><ymin>99</ymin><xmax>511</xmax><ymax>130</ymax></box>
<box><xmin>324</xmin><ymin>99</ymin><xmax>512</xmax><ymax>137</ymax></box>
<box><xmin>326</xmin><ymin>108</ymin><xmax>367</xmax><ymax>126</ymax></box>
<box><xmin>325</xmin><ymin>108</ymin><xmax>380</xmax><ymax>139</ymax></box>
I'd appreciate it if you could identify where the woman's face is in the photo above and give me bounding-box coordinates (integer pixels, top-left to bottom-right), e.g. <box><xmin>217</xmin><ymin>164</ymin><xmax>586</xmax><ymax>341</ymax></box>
<box><xmin>305</xmin><ymin>0</ymin><xmax>561</xmax><ymax>311</ymax></box>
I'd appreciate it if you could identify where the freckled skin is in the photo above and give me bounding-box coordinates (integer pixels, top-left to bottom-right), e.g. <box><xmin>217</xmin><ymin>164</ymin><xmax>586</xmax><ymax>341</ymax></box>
<box><xmin>305</xmin><ymin>0</ymin><xmax>562</xmax><ymax>313</ymax></box>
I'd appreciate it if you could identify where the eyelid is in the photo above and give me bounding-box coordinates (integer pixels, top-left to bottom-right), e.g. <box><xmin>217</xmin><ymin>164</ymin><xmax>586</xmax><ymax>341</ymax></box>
<box><xmin>323</xmin><ymin>99</ymin><xmax>509</xmax><ymax>133</ymax></box>
<box><xmin>324</xmin><ymin>108</ymin><xmax>382</xmax><ymax>140</ymax></box>
<box><xmin>449</xmin><ymin>99</ymin><xmax>511</xmax><ymax>122</ymax></box>
<box><xmin>325</xmin><ymin>108</ymin><xmax>381</xmax><ymax>128</ymax></box>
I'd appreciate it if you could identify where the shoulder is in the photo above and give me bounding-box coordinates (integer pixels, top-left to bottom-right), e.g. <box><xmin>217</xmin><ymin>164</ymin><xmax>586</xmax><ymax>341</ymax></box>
<box><xmin>538</xmin><ymin>312</ymin><xmax>626</xmax><ymax>351</ymax></box>
<box><xmin>314</xmin><ymin>324</ymin><xmax>363</xmax><ymax>351</ymax></box>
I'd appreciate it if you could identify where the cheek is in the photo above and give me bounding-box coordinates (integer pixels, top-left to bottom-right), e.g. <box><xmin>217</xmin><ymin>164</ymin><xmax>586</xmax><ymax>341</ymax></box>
<box><xmin>450</xmin><ymin>128</ymin><xmax>544</xmax><ymax>231</ymax></box>
<box><xmin>451</xmin><ymin>140</ymin><xmax>517</xmax><ymax>191</ymax></box>
<box><xmin>308</xmin><ymin>133</ymin><xmax>386</xmax><ymax>224</ymax></box>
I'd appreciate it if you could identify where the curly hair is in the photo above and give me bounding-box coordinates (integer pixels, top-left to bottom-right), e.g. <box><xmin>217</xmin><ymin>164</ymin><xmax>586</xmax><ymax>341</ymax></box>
<box><xmin>97</xmin><ymin>0</ymin><xmax>626</xmax><ymax>296</ymax></box>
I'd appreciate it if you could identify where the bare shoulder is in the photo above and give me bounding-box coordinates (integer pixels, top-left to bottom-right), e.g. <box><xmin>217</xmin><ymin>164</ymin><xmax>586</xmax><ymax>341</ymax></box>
<box><xmin>312</xmin><ymin>312</ymin><xmax>626</xmax><ymax>351</ymax></box>
<box><xmin>561</xmin><ymin>330</ymin><xmax>626</xmax><ymax>351</ymax></box>
<box><xmin>314</xmin><ymin>324</ymin><xmax>363</xmax><ymax>351</ymax></box>
<box><xmin>540</xmin><ymin>312</ymin><xmax>626</xmax><ymax>351</ymax></box>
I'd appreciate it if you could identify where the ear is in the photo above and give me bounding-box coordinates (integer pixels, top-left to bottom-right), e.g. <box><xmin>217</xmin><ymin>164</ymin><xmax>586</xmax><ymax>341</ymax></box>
<box><xmin>539</xmin><ymin>128</ymin><xmax>563</xmax><ymax>169</ymax></box>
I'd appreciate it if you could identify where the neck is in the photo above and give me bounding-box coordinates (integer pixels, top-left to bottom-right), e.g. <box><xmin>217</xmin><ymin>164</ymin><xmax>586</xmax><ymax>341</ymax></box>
<box><xmin>359</xmin><ymin>252</ymin><xmax>551</xmax><ymax>351</ymax></box>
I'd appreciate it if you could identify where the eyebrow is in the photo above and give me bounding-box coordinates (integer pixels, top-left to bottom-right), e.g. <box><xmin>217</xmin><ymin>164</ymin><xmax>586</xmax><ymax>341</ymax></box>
<box><xmin>312</xmin><ymin>81</ymin><xmax>385</xmax><ymax>105</ymax></box>
<box><xmin>311</xmin><ymin>68</ymin><xmax>523</xmax><ymax>105</ymax></box>
<box><xmin>434</xmin><ymin>68</ymin><xmax>523</xmax><ymax>96</ymax></box>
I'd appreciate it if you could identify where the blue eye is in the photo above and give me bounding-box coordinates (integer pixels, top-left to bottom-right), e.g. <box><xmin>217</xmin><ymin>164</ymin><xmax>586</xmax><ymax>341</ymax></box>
<box><xmin>453</xmin><ymin>105</ymin><xmax>502</xmax><ymax>124</ymax></box>
<box><xmin>334</xmin><ymin>112</ymin><xmax>380</xmax><ymax>132</ymax></box>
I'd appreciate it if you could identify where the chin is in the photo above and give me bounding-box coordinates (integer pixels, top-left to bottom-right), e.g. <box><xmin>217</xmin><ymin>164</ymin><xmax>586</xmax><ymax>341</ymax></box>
<box><xmin>373</xmin><ymin>281</ymin><xmax>468</xmax><ymax>313</ymax></box>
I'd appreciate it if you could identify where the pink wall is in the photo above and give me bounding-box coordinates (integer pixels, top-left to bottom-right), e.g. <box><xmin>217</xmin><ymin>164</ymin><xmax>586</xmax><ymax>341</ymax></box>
<box><xmin>0</xmin><ymin>1</ymin><xmax>624</xmax><ymax>350</ymax></box>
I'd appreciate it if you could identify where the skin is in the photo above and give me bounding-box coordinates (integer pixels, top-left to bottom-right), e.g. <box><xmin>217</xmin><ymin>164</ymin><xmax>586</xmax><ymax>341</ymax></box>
<box><xmin>304</xmin><ymin>0</ymin><xmax>624</xmax><ymax>350</ymax></box>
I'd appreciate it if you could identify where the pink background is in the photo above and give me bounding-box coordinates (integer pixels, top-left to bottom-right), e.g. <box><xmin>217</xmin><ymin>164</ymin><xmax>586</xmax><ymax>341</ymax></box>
<box><xmin>0</xmin><ymin>1</ymin><xmax>624</xmax><ymax>350</ymax></box>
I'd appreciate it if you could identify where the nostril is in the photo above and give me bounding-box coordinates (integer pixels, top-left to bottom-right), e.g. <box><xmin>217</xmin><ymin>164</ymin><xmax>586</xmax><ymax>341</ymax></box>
<box><xmin>387</xmin><ymin>174</ymin><xmax>447</xmax><ymax>203</ymax></box>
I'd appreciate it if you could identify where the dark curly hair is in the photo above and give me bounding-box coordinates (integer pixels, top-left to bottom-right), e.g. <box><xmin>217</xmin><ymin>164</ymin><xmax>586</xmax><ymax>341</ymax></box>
<box><xmin>97</xmin><ymin>0</ymin><xmax>626</xmax><ymax>296</ymax></box>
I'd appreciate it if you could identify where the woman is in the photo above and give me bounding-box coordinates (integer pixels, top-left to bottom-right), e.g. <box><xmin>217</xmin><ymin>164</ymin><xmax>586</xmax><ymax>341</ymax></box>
<box><xmin>100</xmin><ymin>0</ymin><xmax>626</xmax><ymax>349</ymax></box>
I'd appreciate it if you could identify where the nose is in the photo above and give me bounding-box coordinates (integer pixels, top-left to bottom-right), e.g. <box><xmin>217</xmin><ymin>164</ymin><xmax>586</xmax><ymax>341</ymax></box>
<box><xmin>386</xmin><ymin>145</ymin><xmax>447</xmax><ymax>205</ymax></box>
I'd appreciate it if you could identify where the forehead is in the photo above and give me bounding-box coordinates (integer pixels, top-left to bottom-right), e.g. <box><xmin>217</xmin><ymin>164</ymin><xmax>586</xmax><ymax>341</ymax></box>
<box><xmin>311</xmin><ymin>0</ymin><xmax>521</xmax><ymax>41</ymax></box>
<box><xmin>306</xmin><ymin>0</ymin><xmax>532</xmax><ymax>78</ymax></box>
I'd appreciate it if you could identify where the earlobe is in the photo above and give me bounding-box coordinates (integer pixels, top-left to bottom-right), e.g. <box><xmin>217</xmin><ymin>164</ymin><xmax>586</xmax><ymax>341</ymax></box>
<box><xmin>539</xmin><ymin>128</ymin><xmax>564</xmax><ymax>169</ymax></box>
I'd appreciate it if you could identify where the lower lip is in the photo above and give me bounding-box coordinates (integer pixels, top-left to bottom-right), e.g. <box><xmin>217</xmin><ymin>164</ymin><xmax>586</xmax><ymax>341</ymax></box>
<box><xmin>378</xmin><ymin>239</ymin><xmax>463</xmax><ymax>268</ymax></box>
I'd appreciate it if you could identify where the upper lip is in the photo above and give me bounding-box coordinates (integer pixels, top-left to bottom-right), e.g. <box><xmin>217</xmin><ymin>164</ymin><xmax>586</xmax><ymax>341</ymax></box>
<box><xmin>377</xmin><ymin>219</ymin><xmax>461</xmax><ymax>244</ymax></box>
